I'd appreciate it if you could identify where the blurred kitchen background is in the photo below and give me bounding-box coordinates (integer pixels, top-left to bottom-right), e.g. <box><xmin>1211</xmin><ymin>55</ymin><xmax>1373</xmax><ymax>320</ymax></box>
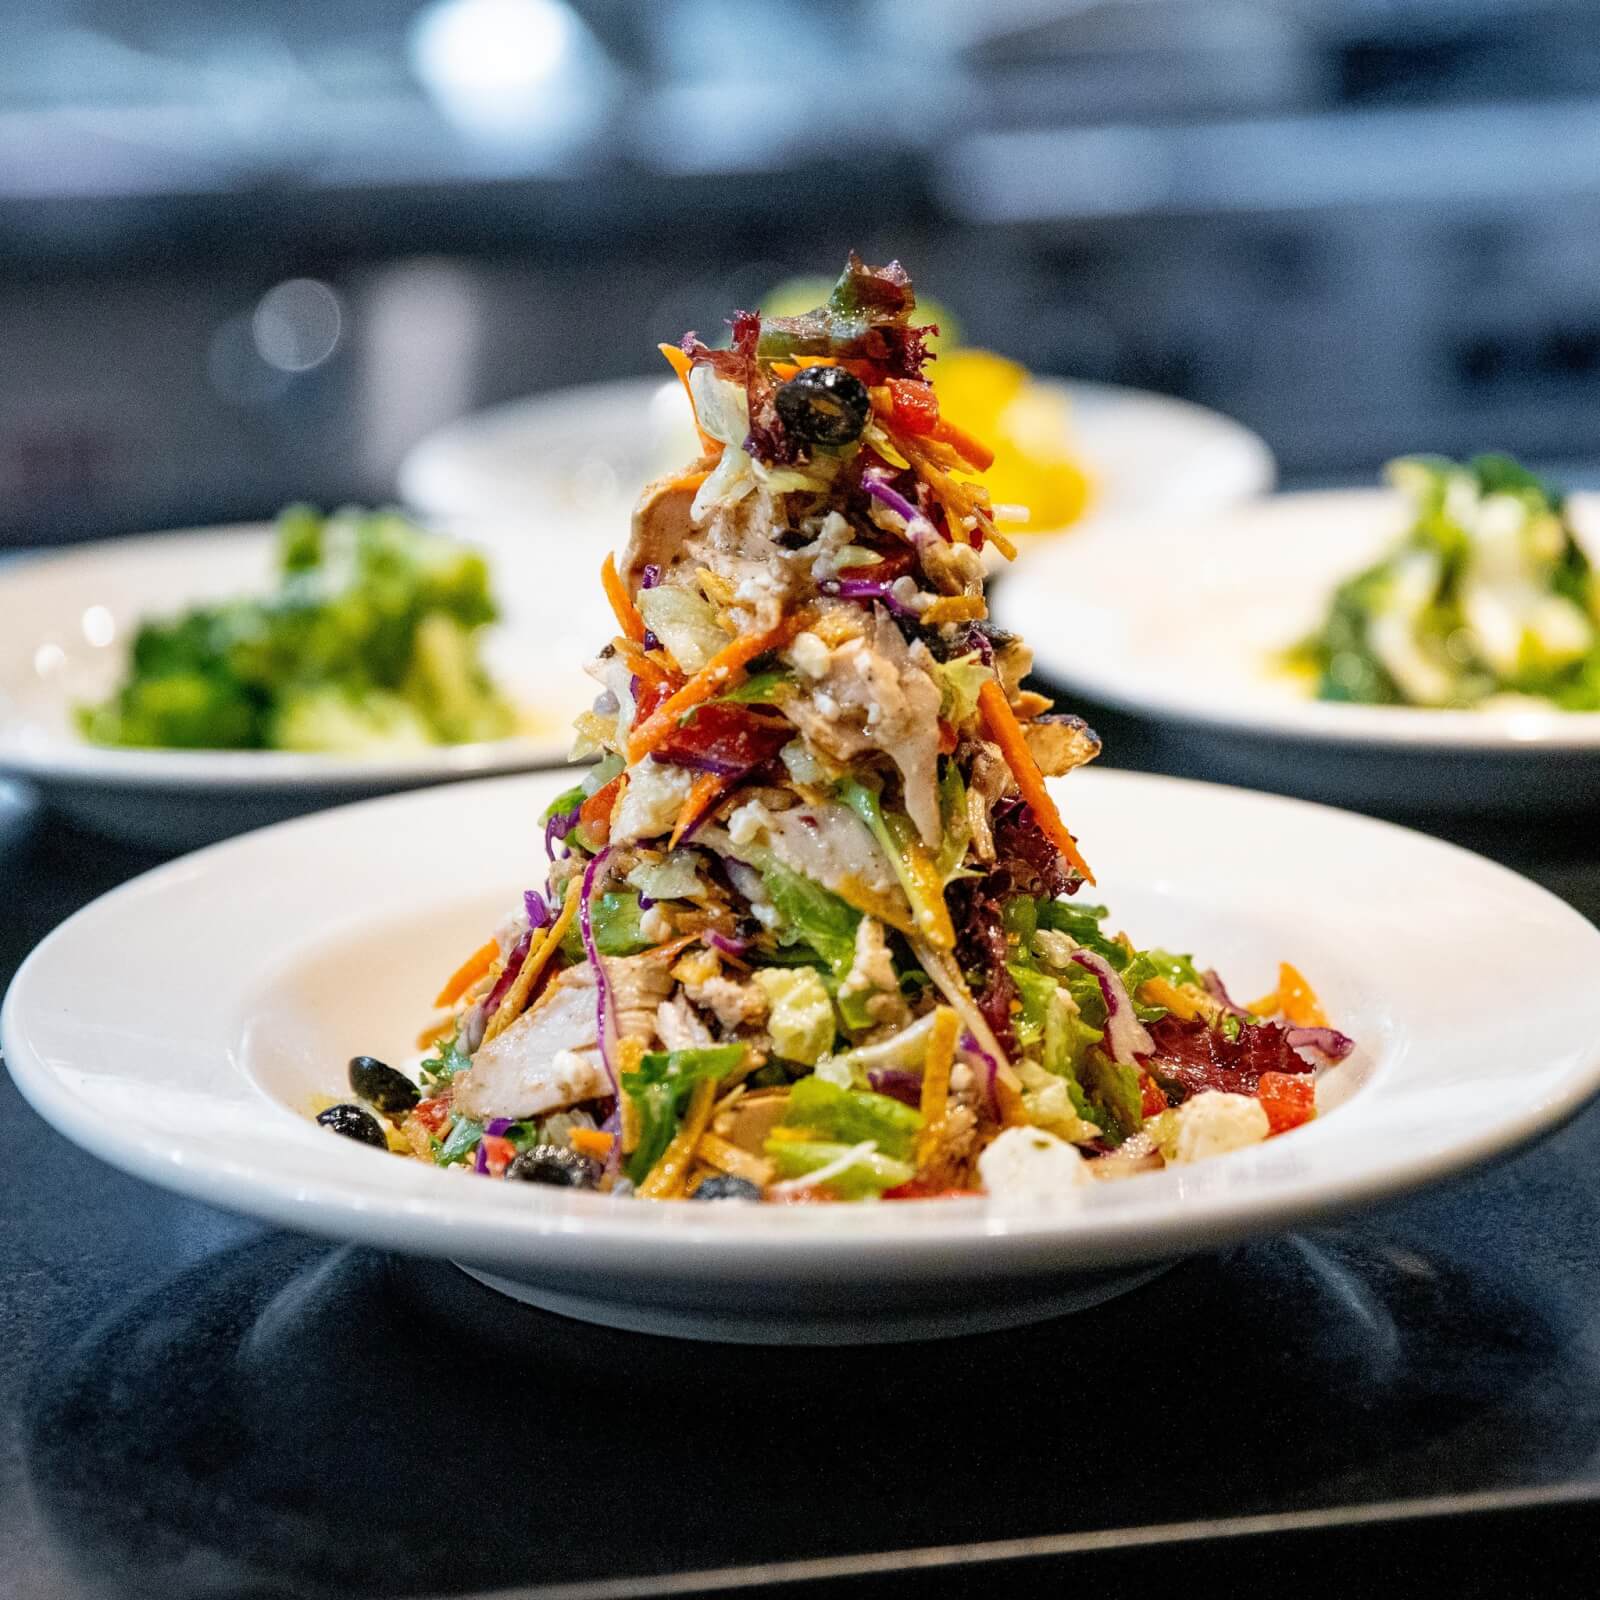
<box><xmin>5</xmin><ymin>0</ymin><xmax>1600</xmax><ymax>546</ymax></box>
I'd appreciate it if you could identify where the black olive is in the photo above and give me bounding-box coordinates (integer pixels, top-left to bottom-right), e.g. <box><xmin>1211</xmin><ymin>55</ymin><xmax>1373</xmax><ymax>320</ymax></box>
<box><xmin>691</xmin><ymin>1175</ymin><xmax>763</xmax><ymax>1203</ymax></box>
<box><xmin>347</xmin><ymin>1055</ymin><xmax>420</xmax><ymax>1115</ymax></box>
<box><xmin>506</xmin><ymin>1145</ymin><xmax>600</xmax><ymax>1189</ymax></box>
<box><xmin>774</xmin><ymin>366</ymin><xmax>870</xmax><ymax>447</ymax></box>
<box><xmin>316</xmin><ymin>1103</ymin><xmax>388</xmax><ymax>1150</ymax></box>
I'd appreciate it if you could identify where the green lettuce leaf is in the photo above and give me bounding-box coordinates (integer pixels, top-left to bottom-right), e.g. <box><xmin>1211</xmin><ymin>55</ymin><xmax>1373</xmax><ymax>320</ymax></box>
<box><xmin>763</xmin><ymin>1138</ymin><xmax>914</xmax><ymax>1198</ymax></box>
<box><xmin>782</xmin><ymin>1075</ymin><xmax>921</xmax><ymax>1161</ymax></box>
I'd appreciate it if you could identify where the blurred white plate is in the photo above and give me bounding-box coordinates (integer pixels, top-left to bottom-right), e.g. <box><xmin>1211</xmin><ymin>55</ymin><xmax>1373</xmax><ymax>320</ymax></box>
<box><xmin>996</xmin><ymin>489</ymin><xmax>1600</xmax><ymax>812</ymax></box>
<box><xmin>397</xmin><ymin>375</ymin><xmax>1276</xmax><ymax>544</ymax></box>
<box><xmin>7</xmin><ymin>767</ymin><xmax>1599</xmax><ymax>1344</ymax></box>
<box><xmin>0</xmin><ymin>527</ymin><xmax>597</xmax><ymax>849</ymax></box>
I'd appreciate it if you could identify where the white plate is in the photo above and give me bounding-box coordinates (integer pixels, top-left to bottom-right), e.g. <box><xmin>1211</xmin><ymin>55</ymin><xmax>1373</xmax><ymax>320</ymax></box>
<box><xmin>0</xmin><ymin>526</ymin><xmax>601</xmax><ymax>848</ymax></box>
<box><xmin>397</xmin><ymin>375</ymin><xmax>1276</xmax><ymax>545</ymax></box>
<box><xmin>7</xmin><ymin>767</ymin><xmax>1598</xmax><ymax>1344</ymax></box>
<box><xmin>995</xmin><ymin>489</ymin><xmax>1600</xmax><ymax>812</ymax></box>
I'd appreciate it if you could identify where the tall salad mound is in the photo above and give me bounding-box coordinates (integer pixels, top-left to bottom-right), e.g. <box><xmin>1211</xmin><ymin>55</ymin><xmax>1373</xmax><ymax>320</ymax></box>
<box><xmin>329</xmin><ymin>257</ymin><xmax>1352</xmax><ymax>1202</ymax></box>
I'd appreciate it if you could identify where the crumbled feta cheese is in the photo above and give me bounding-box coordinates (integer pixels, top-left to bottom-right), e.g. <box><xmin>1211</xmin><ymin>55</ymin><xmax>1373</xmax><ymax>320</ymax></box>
<box><xmin>726</xmin><ymin>798</ymin><xmax>771</xmax><ymax>847</ymax></box>
<box><xmin>788</xmin><ymin>630</ymin><xmax>832</xmax><ymax>680</ymax></box>
<box><xmin>1168</xmin><ymin>1091</ymin><xmax>1270</xmax><ymax>1164</ymax></box>
<box><xmin>979</xmin><ymin>1126</ymin><xmax>1092</xmax><ymax>1200</ymax></box>
<box><xmin>610</xmin><ymin>762</ymin><xmax>697</xmax><ymax>844</ymax></box>
<box><xmin>639</xmin><ymin>904</ymin><xmax>673</xmax><ymax>942</ymax></box>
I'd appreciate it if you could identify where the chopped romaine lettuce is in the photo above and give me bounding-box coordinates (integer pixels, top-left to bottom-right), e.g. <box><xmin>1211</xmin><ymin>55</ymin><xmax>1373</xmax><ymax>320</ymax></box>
<box><xmin>559</xmin><ymin>891</ymin><xmax>653</xmax><ymax>960</ymax></box>
<box><xmin>932</xmin><ymin>651</ymin><xmax>992</xmax><ymax>725</ymax></box>
<box><xmin>1037</xmin><ymin>899</ymin><xmax>1127</xmax><ymax>967</ymax></box>
<box><xmin>782</xmin><ymin>1075</ymin><xmax>921</xmax><ymax>1161</ymax></box>
<box><xmin>419</xmin><ymin>1037</ymin><xmax>470</xmax><ymax>1088</ymax></box>
<box><xmin>763</xmin><ymin>1138</ymin><xmax>915</xmax><ymax>1198</ymax></box>
<box><xmin>621</xmin><ymin>1042</ymin><xmax>746</xmax><ymax>1184</ymax></box>
<box><xmin>754</xmin><ymin>967</ymin><xmax>836</xmax><ymax>1064</ymax></box>
<box><xmin>437</xmin><ymin>1115</ymin><xmax>485</xmax><ymax>1166</ymax></box>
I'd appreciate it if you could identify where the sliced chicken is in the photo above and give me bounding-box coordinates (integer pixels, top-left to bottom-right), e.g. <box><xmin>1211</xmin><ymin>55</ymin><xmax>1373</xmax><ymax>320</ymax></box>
<box><xmin>619</xmin><ymin>464</ymin><xmax>711</xmax><ymax>591</ymax></box>
<box><xmin>453</xmin><ymin>950</ymin><xmax>676</xmax><ymax>1119</ymax></box>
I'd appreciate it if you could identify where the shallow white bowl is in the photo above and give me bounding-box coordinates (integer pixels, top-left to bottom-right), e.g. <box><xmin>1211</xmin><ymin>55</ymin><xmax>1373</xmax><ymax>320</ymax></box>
<box><xmin>995</xmin><ymin>489</ymin><xmax>1600</xmax><ymax>812</ymax></box>
<box><xmin>0</xmin><ymin>526</ymin><xmax>601</xmax><ymax>848</ymax></box>
<box><xmin>397</xmin><ymin>375</ymin><xmax>1276</xmax><ymax>546</ymax></box>
<box><xmin>7</xmin><ymin>768</ymin><xmax>1598</xmax><ymax>1344</ymax></box>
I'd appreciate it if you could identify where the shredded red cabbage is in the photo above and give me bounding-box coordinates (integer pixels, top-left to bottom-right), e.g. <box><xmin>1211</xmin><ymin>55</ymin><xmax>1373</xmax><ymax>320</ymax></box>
<box><xmin>1286</xmin><ymin>1025</ymin><xmax>1355</xmax><ymax>1061</ymax></box>
<box><xmin>1202</xmin><ymin>968</ymin><xmax>1250</xmax><ymax>1018</ymax></box>
<box><xmin>820</xmin><ymin>577</ymin><xmax>919</xmax><ymax>620</ymax></box>
<box><xmin>641</xmin><ymin>564</ymin><xmax>662</xmax><ymax>589</ymax></box>
<box><xmin>481</xmin><ymin>931</ymin><xmax>531</xmax><ymax>1021</ymax></box>
<box><xmin>704</xmin><ymin>929</ymin><xmax>750</xmax><ymax>959</ymax></box>
<box><xmin>1070</xmin><ymin>950</ymin><xmax>1155</xmax><ymax>1065</ymax></box>
<box><xmin>959</xmin><ymin>1032</ymin><xmax>998</xmax><ymax>1112</ymax></box>
<box><xmin>868</xmin><ymin>1068</ymin><xmax>923</xmax><ymax>1107</ymax></box>
<box><xmin>485</xmin><ymin>1117</ymin><xmax>516</xmax><ymax>1137</ymax></box>
<box><xmin>474</xmin><ymin>1139</ymin><xmax>490</xmax><ymax>1174</ymax></box>
<box><xmin>545</xmin><ymin>805</ymin><xmax>578</xmax><ymax>861</ymax></box>
<box><xmin>580</xmin><ymin>847</ymin><xmax>619</xmax><ymax>1103</ymax></box>
<box><xmin>524</xmin><ymin>889</ymin><xmax>552</xmax><ymax>929</ymax></box>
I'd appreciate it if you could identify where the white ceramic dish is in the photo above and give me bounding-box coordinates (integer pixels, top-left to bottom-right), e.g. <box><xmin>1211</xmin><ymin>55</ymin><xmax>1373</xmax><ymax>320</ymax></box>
<box><xmin>0</xmin><ymin>526</ymin><xmax>600</xmax><ymax>848</ymax></box>
<box><xmin>397</xmin><ymin>375</ymin><xmax>1276</xmax><ymax>545</ymax></box>
<box><xmin>995</xmin><ymin>489</ymin><xmax>1600</xmax><ymax>812</ymax></box>
<box><xmin>7</xmin><ymin>767</ymin><xmax>1598</xmax><ymax>1345</ymax></box>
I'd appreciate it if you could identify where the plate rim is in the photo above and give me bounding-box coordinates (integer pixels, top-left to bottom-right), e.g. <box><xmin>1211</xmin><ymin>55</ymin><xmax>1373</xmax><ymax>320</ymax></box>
<box><xmin>0</xmin><ymin>523</ymin><xmax>575</xmax><ymax>789</ymax></box>
<box><xmin>996</xmin><ymin>486</ymin><xmax>1600</xmax><ymax>754</ymax></box>
<box><xmin>6</xmin><ymin>766</ymin><xmax>1599</xmax><ymax>1278</ymax></box>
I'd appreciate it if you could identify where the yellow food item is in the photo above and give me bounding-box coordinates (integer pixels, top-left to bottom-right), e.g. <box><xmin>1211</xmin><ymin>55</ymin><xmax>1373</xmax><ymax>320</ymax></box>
<box><xmin>935</xmin><ymin>350</ymin><xmax>1093</xmax><ymax>533</ymax></box>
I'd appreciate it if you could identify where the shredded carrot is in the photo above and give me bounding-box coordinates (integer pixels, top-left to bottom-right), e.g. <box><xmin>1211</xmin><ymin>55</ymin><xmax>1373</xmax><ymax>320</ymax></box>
<box><xmin>639</xmin><ymin>1076</ymin><xmax>721</xmax><ymax>1199</ymax></box>
<box><xmin>978</xmin><ymin>679</ymin><xmax>1096</xmax><ymax>886</ymax></box>
<box><xmin>671</xmin><ymin>770</ymin><xmax>734</xmax><ymax>848</ymax></box>
<box><xmin>932</xmin><ymin>415</ymin><xmax>995</xmax><ymax>472</ymax></box>
<box><xmin>433</xmin><ymin>939</ymin><xmax>500</xmax><ymax>1010</ymax></box>
<box><xmin>579</xmin><ymin>774</ymin><xmax>624</xmax><ymax>841</ymax></box>
<box><xmin>415</xmin><ymin>1017</ymin><xmax>455</xmax><ymax>1051</ymax></box>
<box><xmin>569</xmin><ymin>1127</ymin><xmax>615</xmax><ymax>1161</ymax></box>
<box><xmin>1250</xmin><ymin>962</ymin><xmax>1327</xmax><ymax>1026</ymax></box>
<box><xmin>915</xmin><ymin>1008</ymin><xmax>960</xmax><ymax>1169</ymax></box>
<box><xmin>627</xmin><ymin>611</ymin><xmax>810</xmax><ymax>763</ymax></box>
<box><xmin>614</xmin><ymin>636</ymin><xmax>679</xmax><ymax>691</ymax></box>
<box><xmin>920</xmin><ymin>595</ymin><xmax>987</xmax><ymax>625</ymax></box>
<box><xmin>658</xmin><ymin>342</ymin><xmax>722</xmax><ymax>458</ymax></box>
<box><xmin>480</xmin><ymin>879</ymin><xmax>582</xmax><ymax>1045</ymax></box>
<box><xmin>601</xmin><ymin>552</ymin><xmax>647</xmax><ymax>645</ymax></box>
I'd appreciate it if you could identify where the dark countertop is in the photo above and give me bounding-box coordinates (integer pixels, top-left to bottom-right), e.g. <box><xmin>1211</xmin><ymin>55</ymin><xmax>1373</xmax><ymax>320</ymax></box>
<box><xmin>5</xmin><ymin>722</ymin><xmax>1600</xmax><ymax>1599</ymax></box>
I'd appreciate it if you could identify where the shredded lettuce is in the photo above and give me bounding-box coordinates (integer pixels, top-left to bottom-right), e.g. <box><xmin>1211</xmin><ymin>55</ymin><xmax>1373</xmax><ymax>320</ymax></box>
<box><xmin>626</xmin><ymin>853</ymin><xmax>705</xmax><ymax>902</ymax></box>
<box><xmin>637</xmin><ymin>586</ymin><xmax>728</xmax><ymax>675</ymax></box>
<box><xmin>559</xmin><ymin>891</ymin><xmax>653</xmax><ymax>960</ymax></box>
<box><xmin>932</xmin><ymin>651</ymin><xmax>992</xmax><ymax>725</ymax></box>
<box><xmin>1005</xmin><ymin>961</ymin><xmax>1059</xmax><ymax>1051</ymax></box>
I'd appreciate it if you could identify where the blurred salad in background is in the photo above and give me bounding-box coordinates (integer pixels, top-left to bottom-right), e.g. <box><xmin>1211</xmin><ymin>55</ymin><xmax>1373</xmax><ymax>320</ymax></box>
<box><xmin>1292</xmin><ymin>454</ymin><xmax>1600</xmax><ymax>710</ymax></box>
<box><xmin>78</xmin><ymin>506</ymin><xmax>516</xmax><ymax>752</ymax></box>
<box><xmin>759</xmin><ymin>276</ymin><xmax>1094</xmax><ymax>535</ymax></box>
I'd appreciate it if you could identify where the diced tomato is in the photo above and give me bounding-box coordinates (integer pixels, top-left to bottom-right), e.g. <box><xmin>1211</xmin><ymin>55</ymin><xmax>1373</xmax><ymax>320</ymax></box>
<box><xmin>578</xmin><ymin>775</ymin><xmax>623</xmax><ymax>845</ymax></box>
<box><xmin>650</xmin><ymin>702</ymin><xmax>790</xmax><ymax>776</ymax></box>
<box><xmin>634</xmin><ymin>675</ymin><xmax>676</xmax><ymax>722</ymax></box>
<box><xmin>1257</xmin><ymin>1071</ymin><xmax>1316</xmax><ymax>1135</ymax></box>
<box><xmin>479</xmin><ymin>1134</ymin><xmax>517</xmax><ymax>1176</ymax></box>
<box><xmin>1140</xmin><ymin>1073</ymin><xmax>1169</xmax><ymax>1120</ymax></box>
<box><xmin>882</xmin><ymin>1180</ymin><xmax>983</xmax><ymax>1201</ymax></box>
<box><xmin>886</xmin><ymin>378</ymin><xmax>939</xmax><ymax>434</ymax></box>
<box><xmin>412</xmin><ymin>1096</ymin><xmax>451</xmax><ymax>1136</ymax></box>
